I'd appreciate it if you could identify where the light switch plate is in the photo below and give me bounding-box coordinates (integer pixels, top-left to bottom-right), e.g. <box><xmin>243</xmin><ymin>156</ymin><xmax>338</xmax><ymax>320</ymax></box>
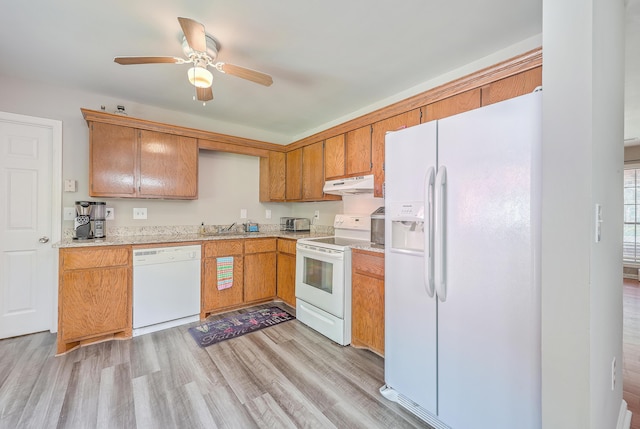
<box><xmin>240</xmin><ymin>209</ymin><xmax>247</xmax><ymax>219</ymax></box>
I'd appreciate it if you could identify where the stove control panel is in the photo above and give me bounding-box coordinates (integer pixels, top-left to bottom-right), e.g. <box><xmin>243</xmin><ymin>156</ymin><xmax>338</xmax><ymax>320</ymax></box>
<box><xmin>334</xmin><ymin>214</ymin><xmax>371</xmax><ymax>231</ymax></box>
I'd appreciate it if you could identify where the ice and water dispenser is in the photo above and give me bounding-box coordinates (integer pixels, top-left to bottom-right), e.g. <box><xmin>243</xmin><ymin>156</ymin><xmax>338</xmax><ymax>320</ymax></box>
<box><xmin>389</xmin><ymin>202</ymin><xmax>425</xmax><ymax>252</ymax></box>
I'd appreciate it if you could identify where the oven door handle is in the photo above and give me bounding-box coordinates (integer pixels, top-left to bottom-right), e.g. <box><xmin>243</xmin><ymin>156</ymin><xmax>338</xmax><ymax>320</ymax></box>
<box><xmin>297</xmin><ymin>245</ymin><xmax>345</xmax><ymax>261</ymax></box>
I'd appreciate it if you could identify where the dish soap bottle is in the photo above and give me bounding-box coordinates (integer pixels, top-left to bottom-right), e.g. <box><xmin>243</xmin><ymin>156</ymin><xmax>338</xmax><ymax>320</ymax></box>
<box><xmin>200</xmin><ymin>222</ymin><xmax>205</xmax><ymax>235</ymax></box>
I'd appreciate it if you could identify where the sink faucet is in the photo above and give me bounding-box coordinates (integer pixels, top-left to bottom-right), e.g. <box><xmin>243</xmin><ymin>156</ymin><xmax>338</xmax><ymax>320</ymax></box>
<box><xmin>222</xmin><ymin>222</ymin><xmax>236</xmax><ymax>232</ymax></box>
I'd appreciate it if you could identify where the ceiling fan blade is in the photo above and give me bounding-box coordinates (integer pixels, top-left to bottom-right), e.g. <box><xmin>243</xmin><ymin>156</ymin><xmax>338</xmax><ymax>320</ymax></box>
<box><xmin>114</xmin><ymin>56</ymin><xmax>184</xmax><ymax>65</ymax></box>
<box><xmin>197</xmin><ymin>86</ymin><xmax>213</xmax><ymax>101</ymax></box>
<box><xmin>178</xmin><ymin>17</ymin><xmax>206</xmax><ymax>53</ymax></box>
<box><xmin>219</xmin><ymin>63</ymin><xmax>273</xmax><ymax>86</ymax></box>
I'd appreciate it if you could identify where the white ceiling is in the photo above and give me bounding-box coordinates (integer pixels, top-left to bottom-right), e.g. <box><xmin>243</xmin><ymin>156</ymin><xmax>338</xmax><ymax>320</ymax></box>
<box><xmin>0</xmin><ymin>1</ymin><xmax>636</xmax><ymax>144</ymax></box>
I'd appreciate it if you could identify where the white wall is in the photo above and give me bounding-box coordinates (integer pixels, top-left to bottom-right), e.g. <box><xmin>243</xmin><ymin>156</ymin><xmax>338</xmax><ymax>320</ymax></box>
<box><xmin>542</xmin><ymin>0</ymin><xmax>624</xmax><ymax>428</ymax></box>
<box><xmin>0</xmin><ymin>75</ymin><xmax>343</xmax><ymax>231</ymax></box>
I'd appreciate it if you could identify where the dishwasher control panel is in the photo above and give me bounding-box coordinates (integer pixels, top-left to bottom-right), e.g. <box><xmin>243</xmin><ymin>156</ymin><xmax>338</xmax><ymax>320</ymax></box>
<box><xmin>133</xmin><ymin>245</ymin><xmax>201</xmax><ymax>265</ymax></box>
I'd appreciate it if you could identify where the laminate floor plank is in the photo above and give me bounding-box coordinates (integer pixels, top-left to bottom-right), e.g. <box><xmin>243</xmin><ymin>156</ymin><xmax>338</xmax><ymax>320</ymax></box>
<box><xmin>16</xmin><ymin>342</ymin><xmax>75</xmax><ymax>428</ymax></box>
<box><xmin>0</xmin><ymin>332</ymin><xmax>59</xmax><ymax>427</ymax></box>
<box><xmin>96</xmin><ymin>363</ymin><xmax>136</xmax><ymax>429</ymax></box>
<box><xmin>202</xmin><ymin>385</ymin><xmax>257</xmax><ymax>429</ymax></box>
<box><xmin>245</xmin><ymin>392</ymin><xmax>300</xmax><ymax>429</ymax></box>
<box><xmin>0</xmin><ymin>303</ymin><xmax>432</xmax><ymax>429</ymax></box>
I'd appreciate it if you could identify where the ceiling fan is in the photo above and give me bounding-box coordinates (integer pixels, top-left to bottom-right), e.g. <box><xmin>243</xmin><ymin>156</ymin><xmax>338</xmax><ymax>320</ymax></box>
<box><xmin>114</xmin><ymin>17</ymin><xmax>273</xmax><ymax>103</ymax></box>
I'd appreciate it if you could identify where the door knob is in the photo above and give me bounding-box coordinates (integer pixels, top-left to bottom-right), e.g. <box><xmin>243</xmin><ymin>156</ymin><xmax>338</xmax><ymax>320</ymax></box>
<box><xmin>39</xmin><ymin>236</ymin><xmax>50</xmax><ymax>243</ymax></box>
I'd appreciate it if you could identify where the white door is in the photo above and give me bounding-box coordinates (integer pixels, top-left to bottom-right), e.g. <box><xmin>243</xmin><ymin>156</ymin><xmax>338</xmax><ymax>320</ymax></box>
<box><xmin>0</xmin><ymin>112</ymin><xmax>61</xmax><ymax>339</ymax></box>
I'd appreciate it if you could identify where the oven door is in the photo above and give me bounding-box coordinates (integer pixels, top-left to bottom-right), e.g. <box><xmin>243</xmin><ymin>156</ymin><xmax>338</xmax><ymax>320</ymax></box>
<box><xmin>295</xmin><ymin>242</ymin><xmax>345</xmax><ymax>318</ymax></box>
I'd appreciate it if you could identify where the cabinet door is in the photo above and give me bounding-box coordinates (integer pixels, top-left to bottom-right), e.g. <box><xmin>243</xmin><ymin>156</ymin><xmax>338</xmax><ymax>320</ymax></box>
<box><xmin>481</xmin><ymin>67</ymin><xmax>542</xmax><ymax>106</ymax></box>
<box><xmin>371</xmin><ymin>109</ymin><xmax>421</xmax><ymax>198</ymax></box>
<box><xmin>61</xmin><ymin>266</ymin><xmax>130</xmax><ymax>341</ymax></box>
<box><xmin>244</xmin><ymin>252</ymin><xmax>276</xmax><ymax>302</ymax></box>
<box><xmin>285</xmin><ymin>148</ymin><xmax>302</xmax><ymax>201</ymax></box>
<box><xmin>269</xmin><ymin>151</ymin><xmax>286</xmax><ymax>201</ymax></box>
<box><xmin>203</xmin><ymin>256</ymin><xmax>244</xmax><ymax>311</ymax></box>
<box><xmin>138</xmin><ymin>130</ymin><xmax>198</xmax><ymax>199</ymax></box>
<box><xmin>302</xmin><ymin>141</ymin><xmax>325</xmax><ymax>200</ymax></box>
<box><xmin>351</xmin><ymin>250</ymin><xmax>385</xmax><ymax>355</ymax></box>
<box><xmin>324</xmin><ymin>135</ymin><xmax>345</xmax><ymax>179</ymax></box>
<box><xmin>422</xmin><ymin>88</ymin><xmax>481</xmax><ymax>123</ymax></box>
<box><xmin>345</xmin><ymin>126</ymin><xmax>372</xmax><ymax>176</ymax></box>
<box><xmin>89</xmin><ymin>122</ymin><xmax>137</xmax><ymax>197</ymax></box>
<box><xmin>277</xmin><ymin>239</ymin><xmax>297</xmax><ymax>307</ymax></box>
<box><xmin>352</xmin><ymin>272</ymin><xmax>385</xmax><ymax>355</ymax></box>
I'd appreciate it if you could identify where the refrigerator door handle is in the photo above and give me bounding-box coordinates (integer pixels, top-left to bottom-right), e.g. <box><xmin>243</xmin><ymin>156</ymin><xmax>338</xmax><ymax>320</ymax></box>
<box><xmin>424</xmin><ymin>167</ymin><xmax>435</xmax><ymax>297</ymax></box>
<box><xmin>434</xmin><ymin>165</ymin><xmax>447</xmax><ymax>302</ymax></box>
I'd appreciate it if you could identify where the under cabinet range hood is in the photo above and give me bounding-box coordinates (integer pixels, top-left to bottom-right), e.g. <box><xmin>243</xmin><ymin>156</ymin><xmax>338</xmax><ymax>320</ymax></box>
<box><xmin>323</xmin><ymin>174</ymin><xmax>374</xmax><ymax>195</ymax></box>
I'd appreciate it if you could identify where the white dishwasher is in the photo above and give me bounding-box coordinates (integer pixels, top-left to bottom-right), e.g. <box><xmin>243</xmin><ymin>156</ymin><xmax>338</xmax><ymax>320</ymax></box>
<box><xmin>133</xmin><ymin>245</ymin><xmax>201</xmax><ymax>336</ymax></box>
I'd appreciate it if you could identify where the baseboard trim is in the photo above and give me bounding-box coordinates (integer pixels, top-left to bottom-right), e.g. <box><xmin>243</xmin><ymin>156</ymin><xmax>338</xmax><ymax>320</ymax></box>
<box><xmin>617</xmin><ymin>399</ymin><xmax>632</xmax><ymax>429</ymax></box>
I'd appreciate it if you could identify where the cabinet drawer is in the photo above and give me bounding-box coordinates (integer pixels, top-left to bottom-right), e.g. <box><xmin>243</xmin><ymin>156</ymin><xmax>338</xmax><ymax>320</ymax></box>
<box><xmin>245</xmin><ymin>238</ymin><xmax>277</xmax><ymax>254</ymax></box>
<box><xmin>352</xmin><ymin>250</ymin><xmax>384</xmax><ymax>279</ymax></box>
<box><xmin>61</xmin><ymin>246</ymin><xmax>130</xmax><ymax>270</ymax></box>
<box><xmin>277</xmin><ymin>238</ymin><xmax>297</xmax><ymax>254</ymax></box>
<box><xmin>204</xmin><ymin>240</ymin><xmax>243</xmax><ymax>258</ymax></box>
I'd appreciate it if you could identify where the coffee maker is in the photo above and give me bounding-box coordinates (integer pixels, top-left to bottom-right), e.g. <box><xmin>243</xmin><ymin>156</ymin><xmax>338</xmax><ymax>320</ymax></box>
<box><xmin>92</xmin><ymin>202</ymin><xmax>106</xmax><ymax>239</ymax></box>
<box><xmin>73</xmin><ymin>201</ymin><xmax>106</xmax><ymax>240</ymax></box>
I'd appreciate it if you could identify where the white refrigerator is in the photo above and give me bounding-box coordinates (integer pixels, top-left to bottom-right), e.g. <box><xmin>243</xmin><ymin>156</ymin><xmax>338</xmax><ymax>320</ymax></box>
<box><xmin>381</xmin><ymin>92</ymin><xmax>541</xmax><ymax>429</ymax></box>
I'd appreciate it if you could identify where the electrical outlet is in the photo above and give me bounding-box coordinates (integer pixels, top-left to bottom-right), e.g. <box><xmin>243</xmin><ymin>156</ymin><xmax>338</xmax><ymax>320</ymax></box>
<box><xmin>63</xmin><ymin>207</ymin><xmax>75</xmax><ymax>220</ymax></box>
<box><xmin>612</xmin><ymin>357</ymin><xmax>616</xmax><ymax>390</ymax></box>
<box><xmin>265</xmin><ymin>209</ymin><xmax>272</xmax><ymax>219</ymax></box>
<box><xmin>133</xmin><ymin>208</ymin><xmax>147</xmax><ymax>220</ymax></box>
<box><xmin>314</xmin><ymin>210</ymin><xmax>320</xmax><ymax>220</ymax></box>
<box><xmin>240</xmin><ymin>209</ymin><xmax>247</xmax><ymax>219</ymax></box>
<box><xmin>105</xmin><ymin>207</ymin><xmax>115</xmax><ymax>220</ymax></box>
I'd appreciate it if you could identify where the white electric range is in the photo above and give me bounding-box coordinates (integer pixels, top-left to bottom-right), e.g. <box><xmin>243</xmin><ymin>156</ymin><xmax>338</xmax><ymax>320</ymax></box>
<box><xmin>295</xmin><ymin>214</ymin><xmax>371</xmax><ymax>345</ymax></box>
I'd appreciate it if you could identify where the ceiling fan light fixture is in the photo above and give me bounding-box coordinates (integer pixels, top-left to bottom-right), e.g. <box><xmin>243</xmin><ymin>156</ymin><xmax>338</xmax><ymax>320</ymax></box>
<box><xmin>187</xmin><ymin>66</ymin><xmax>213</xmax><ymax>88</ymax></box>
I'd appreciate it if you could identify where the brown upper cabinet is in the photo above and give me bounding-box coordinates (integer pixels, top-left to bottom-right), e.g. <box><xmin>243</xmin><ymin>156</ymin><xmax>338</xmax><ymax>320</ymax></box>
<box><xmin>324</xmin><ymin>134</ymin><xmax>346</xmax><ymax>179</ymax></box>
<box><xmin>302</xmin><ymin>141</ymin><xmax>325</xmax><ymax>200</ymax></box>
<box><xmin>90</xmin><ymin>122</ymin><xmax>138</xmax><ymax>197</ymax></box>
<box><xmin>371</xmin><ymin>109</ymin><xmax>421</xmax><ymax>198</ymax></box>
<box><xmin>422</xmin><ymin>88</ymin><xmax>482</xmax><ymax>123</ymax></box>
<box><xmin>322</xmin><ymin>125</ymin><xmax>373</xmax><ymax>181</ymax></box>
<box><xmin>259</xmin><ymin>151</ymin><xmax>286</xmax><ymax>202</ymax></box>
<box><xmin>345</xmin><ymin>125</ymin><xmax>373</xmax><ymax>176</ymax></box>
<box><xmin>480</xmin><ymin>67</ymin><xmax>542</xmax><ymax>106</ymax></box>
<box><xmin>89</xmin><ymin>122</ymin><xmax>198</xmax><ymax>199</ymax></box>
<box><xmin>285</xmin><ymin>148</ymin><xmax>303</xmax><ymax>200</ymax></box>
<box><xmin>138</xmin><ymin>130</ymin><xmax>198</xmax><ymax>198</ymax></box>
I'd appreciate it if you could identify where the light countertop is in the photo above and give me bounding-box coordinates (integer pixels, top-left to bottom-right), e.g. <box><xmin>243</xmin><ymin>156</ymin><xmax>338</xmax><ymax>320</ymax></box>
<box><xmin>53</xmin><ymin>230</ymin><xmax>326</xmax><ymax>248</ymax></box>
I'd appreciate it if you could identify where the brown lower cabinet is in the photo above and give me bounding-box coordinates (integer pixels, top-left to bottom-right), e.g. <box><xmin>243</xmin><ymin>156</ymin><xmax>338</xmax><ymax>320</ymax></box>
<box><xmin>276</xmin><ymin>238</ymin><xmax>297</xmax><ymax>307</ymax></box>
<box><xmin>351</xmin><ymin>248</ymin><xmax>385</xmax><ymax>356</ymax></box>
<box><xmin>244</xmin><ymin>238</ymin><xmax>277</xmax><ymax>303</ymax></box>
<box><xmin>57</xmin><ymin>246</ymin><xmax>132</xmax><ymax>355</ymax></box>
<box><xmin>56</xmin><ymin>236</ymin><xmax>295</xmax><ymax>353</ymax></box>
<box><xmin>201</xmin><ymin>239</ymin><xmax>244</xmax><ymax>318</ymax></box>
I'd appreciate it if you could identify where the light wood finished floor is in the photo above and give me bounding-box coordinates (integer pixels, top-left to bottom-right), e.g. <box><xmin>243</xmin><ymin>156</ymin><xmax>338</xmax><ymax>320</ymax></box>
<box><xmin>625</xmin><ymin>279</ymin><xmax>640</xmax><ymax>429</ymax></box>
<box><xmin>0</xmin><ymin>303</ymin><xmax>431</xmax><ymax>429</ymax></box>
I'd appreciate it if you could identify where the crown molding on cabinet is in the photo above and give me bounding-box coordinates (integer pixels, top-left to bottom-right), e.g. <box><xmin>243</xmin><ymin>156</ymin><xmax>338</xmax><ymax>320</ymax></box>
<box><xmin>287</xmin><ymin>47</ymin><xmax>542</xmax><ymax>151</ymax></box>
<box><xmin>80</xmin><ymin>108</ymin><xmax>286</xmax><ymax>156</ymax></box>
